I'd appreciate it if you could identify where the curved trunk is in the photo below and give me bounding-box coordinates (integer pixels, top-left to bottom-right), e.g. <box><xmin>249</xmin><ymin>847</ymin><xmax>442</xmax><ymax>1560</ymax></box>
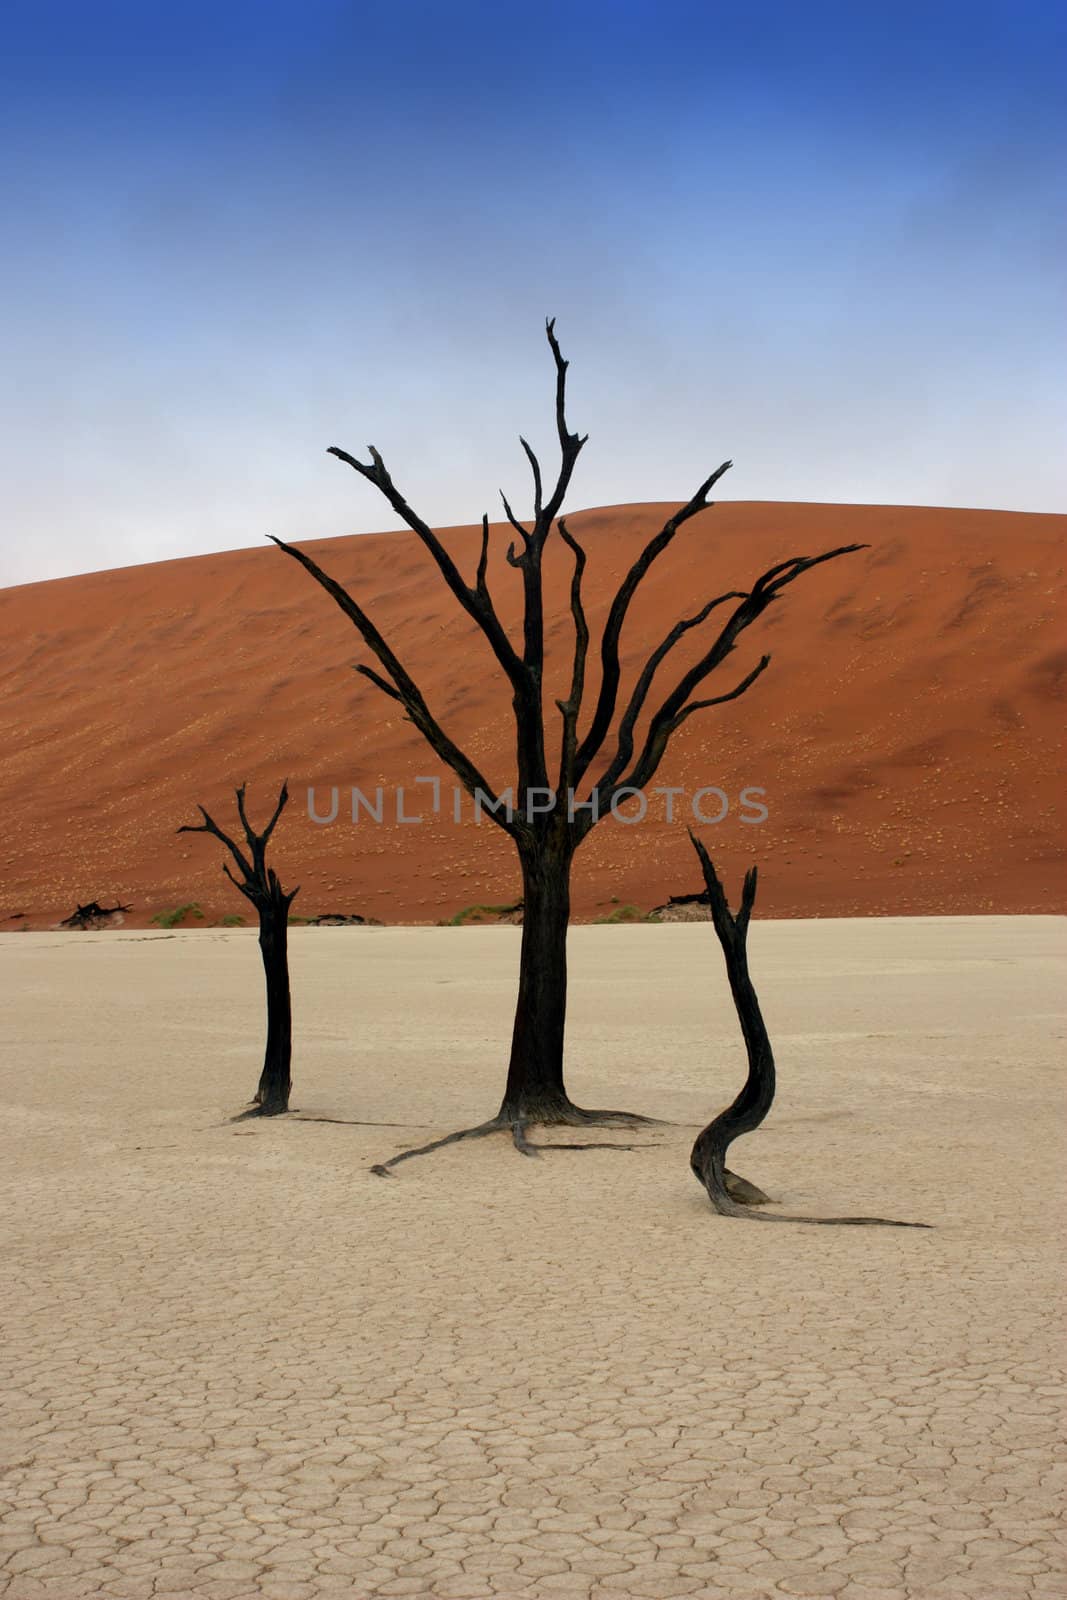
<box><xmin>496</xmin><ymin>836</ymin><xmax>576</xmax><ymax>1123</ymax></box>
<box><xmin>689</xmin><ymin>843</ymin><xmax>929</xmax><ymax>1227</ymax></box>
<box><xmin>255</xmin><ymin>904</ymin><xmax>293</xmax><ymax>1115</ymax></box>
<box><xmin>690</xmin><ymin>921</ymin><xmax>776</xmax><ymax>1207</ymax></box>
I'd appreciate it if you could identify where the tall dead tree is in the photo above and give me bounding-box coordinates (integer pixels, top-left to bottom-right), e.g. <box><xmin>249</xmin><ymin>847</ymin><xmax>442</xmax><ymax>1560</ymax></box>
<box><xmin>688</xmin><ymin>833</ymin><xmax>930</xmax><ymax>1227</ymax></box>
<box><xmin>272</xmin><ymin>319</ymin><xmax>865</xmax><ymax>1167</ymax></box>
<box><xmin>179</xmin><ymin>782</ymin><xmax>298</xmax><ymax>1116</ymax></box>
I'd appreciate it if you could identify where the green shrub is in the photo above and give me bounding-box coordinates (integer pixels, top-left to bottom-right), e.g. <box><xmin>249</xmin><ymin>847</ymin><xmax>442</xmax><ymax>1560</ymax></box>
<box><xmin>444</xmin><ymin>901</ymin><xmax>523</xmax><ymax>927</ymax></box>
<box><xmin>151</xmin><ymin>902</ymin><xmax>205</xmax><ymax>929</ymax></box>
<box><xmin>592</xmin><ymin>903</ymin><xmax>647</xmax><ymax>925</ymax></box>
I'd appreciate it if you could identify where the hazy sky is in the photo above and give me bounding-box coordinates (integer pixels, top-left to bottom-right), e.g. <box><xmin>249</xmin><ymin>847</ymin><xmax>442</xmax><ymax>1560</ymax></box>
<box><xmin>1</xmin><ymin>0</ymin><xmax>1064</xmax><ymax>587</ymax></box>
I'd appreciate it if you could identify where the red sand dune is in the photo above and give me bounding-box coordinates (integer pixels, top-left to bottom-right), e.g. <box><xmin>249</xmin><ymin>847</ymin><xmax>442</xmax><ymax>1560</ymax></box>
<box><xmin>0</xmin><ymin>501</ymin><xmax>1064</xmax><ymax>928</ymax></box>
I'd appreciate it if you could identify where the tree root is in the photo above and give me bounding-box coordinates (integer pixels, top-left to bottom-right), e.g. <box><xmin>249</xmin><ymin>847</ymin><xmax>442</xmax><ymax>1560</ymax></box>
<box><xmin>369</xmin><ymin>1104</ymin><xmax>767</xmax><ymax>1193</ymax></box>
<box><xmin>290</xmin><ymin>1115</ymin><xmax>435</xmax><ymax>1129</ymax></box>
<box><xmin>723</xmin><ymin>1169</ymin><xmax>772</xmax><ymax>1205</ymax></box>
<box><xmin>228</xmin><ymin>1103</ymin><xmax>289</xmax><ymax>1123</ymax></box>
<box><xmin>699</xmin><ymin>1182</ymin><xmax>934</xmax><ymax>1228</ymax></box>
<box><xmin>370</xmin><ymin>1106</ymin><xmax>675</xmax><ymax>1175</ymax></box>
<box><xmin>551</xmin><ymin>1105</ymin><xmax>677</xmax><ymax>1127</ymax></box>
<box><xmin>371</xmin><ymin>1117</ymin><xmax>508</xmax><ymax>1175</ymax></box>
<box><xmin>226</xmin><ymin>1097</ymin><xmax>772</xmax><ymax>1206</ymax></box>
<box><xmin>224</xmin><ymin>1109</ymin><xmax>432</xmax><ymax>1130</ymax></box>
<box><xmin>510</xmin><ymin>1120</ymin><xmax>538</xmax><ymax>1158</ymax></box>
<box><xmin>520</xmin><ymin>1139</ymin><xmax>654</xmax><ymax>1152</ymax></box>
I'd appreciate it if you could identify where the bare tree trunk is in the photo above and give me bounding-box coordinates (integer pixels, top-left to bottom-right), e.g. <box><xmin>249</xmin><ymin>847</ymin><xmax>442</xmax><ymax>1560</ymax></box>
<box><xmin>689</xmin><ymin>836</ymin><xmax>929</xmax><ymax>1227</ymax></box>
<box><xmin>689</xmin><ymin>857</ymin><xmax>775</xmax><ymax>1212</ymax></box>
<box><xmin>496</xmin><ymin>836</ymin><xmax>576</xmax><ymax>1123</ymax></box>
<box><xmin>180</xmin><ymin>782</ymin><xmax>298</xmax><ymax>1120</ymax></box>
<box><xmin>254</xmin><ymin>898</ymin><xmax>293</xmax><ymax>1116</ymax></box>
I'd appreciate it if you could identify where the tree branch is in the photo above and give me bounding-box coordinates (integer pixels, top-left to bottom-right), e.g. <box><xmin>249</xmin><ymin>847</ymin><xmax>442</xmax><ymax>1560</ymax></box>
<box><xmin>270</xmin><ymin>535</ymin><xmax>516</xmax><ymax>833</ymax></box>
<box><xmin>475</xmin><ymin>515</ymin><xmax>491</xmax><ymax>596</ymax></box>
<box><xmin>180</xmin><ymin>784</ymin><xmax>297</xmax><ymax>909</ymax></box>
<box><xmin>537</xmin><ymin>318</ymin><xmax>588</xmax><ymax>542</ymax></box>
<box><xmin>488</xmin><ymin>319</ymin><xmax>587</xmax><ymax>790</ymax></box>
<box><xmin>326</xmin><ymin>427</ymin><xmax>553</xmax><ymax>797</ymax></box>
<box><xmin>665</xmin><ymin>654</ymin><xmax>771</xmax><ymax>734</ymax></box>
<box><xmin>591</xmin><ymin>657</ymin><xmax>771</xmax><ymax>825</ymax></box>
<box><xmin>178</xmin><ymin>804</ymin><xmax>254</xmax><ymax>881</ymax></box>
<box><xmin>594</xmin><ymin>589</ymin><xmax>746</xmax><ymax>794</ymax></box>
<box><xmin>327</xmin><ymin>443</ymin><xmax>524</xmax><ymax>685</ymax></box>
<box><xmin>555</xmin><ymin>516</ymin><xmax>589</xmax><ymax>793</ymax></box>
<box><xmin>499</xmin><ymin>490</ymin><xmax>531</xmax><ymax>553</ymax></box>
<box><xmin>259</xmin><ymin>779</ymin><xmax>290</xmax><ymax>849</ymax></box>
<box><xmin>657</xmin><ymin>544</ymin><xmax>865</xmax><ymax>728</ymax></box>
<box><xmin>571</xmin><ymin>459</ymin><xmax>734</xmax><ymax>786</ymax></box>
<box><xmin>689</xmin><ymin>833</ymin><xmax>757</xmax><ymax>943</ymax></box>
<box><xmin>612</xmin><ymin>543</ymin><xmax>865</xmax><ymax>800</ymax></box>
<box><xmin>221</xmin><ymin>858</ymin><xmax>255</xmax><ymax>900</ymax></box>
<box><xmin>355</xmin><ymin>663</ymin><xmax>403</xmax><ymax>704</ymax></box>
<box><xmin>234</xmin><ymin>782</ymin><xmax>259</xmax><ymax>858</ymax></box>
<box><xmin>519</xmin><ymin>435</ymin><xmax>543</xmax><ymax>525</ymax></box>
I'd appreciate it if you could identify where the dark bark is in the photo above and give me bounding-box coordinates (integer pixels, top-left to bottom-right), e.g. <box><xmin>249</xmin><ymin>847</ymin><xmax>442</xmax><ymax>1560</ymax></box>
<box><xmin>496</xmin><ymin>831</ymin><xmax>575</xmax><ymax>1122</ymax></box>
<box><xmin>689</xmin><ymin>834</ymin><xmax>930</xmax><ymax>1228</ymax></box>
<box><xmin>179</xmin><ymin>783</ymin><xmax>299</xmax><ymax>1117</ymax></box>
<box><xmin>254</xmin><ymin>895</ymin><xmax>293</xmax><ymax>1116</ymax></box>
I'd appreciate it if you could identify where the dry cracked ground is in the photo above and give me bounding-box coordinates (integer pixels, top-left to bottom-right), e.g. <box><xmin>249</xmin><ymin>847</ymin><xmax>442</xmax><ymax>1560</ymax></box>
<box><xmin>1</xmin><ymin>917</ymin><xmax>1064</xmax><ymax>1600</ymax></box>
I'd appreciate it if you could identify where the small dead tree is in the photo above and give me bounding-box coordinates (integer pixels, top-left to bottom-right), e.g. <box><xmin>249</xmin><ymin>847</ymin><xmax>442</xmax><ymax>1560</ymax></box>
<box><xmin>272</xmin><ymin>319</ymin><xmax>866</xmax><ymax>1170</ymax></box>
<box><xmin>688</xmin><ymin>833</ymin><xmax>930</xmax><ymax>1228</ymax></box>
<box><xmin>59</xmin><ymin>901</ymin><xmax>132</xmax><ymax>929</ymax></box>
<box><xmin>179</xmin><ymin>782</ymin><xmax>298</xmax><ymax>1116</ymax></box>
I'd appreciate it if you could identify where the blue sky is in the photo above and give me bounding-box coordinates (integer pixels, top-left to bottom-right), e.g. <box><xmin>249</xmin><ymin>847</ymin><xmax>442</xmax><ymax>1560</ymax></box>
<box><xmin>1</xmin><ymin>0</ymin><xmax>1064</xmax><ymax>585</ymax></box>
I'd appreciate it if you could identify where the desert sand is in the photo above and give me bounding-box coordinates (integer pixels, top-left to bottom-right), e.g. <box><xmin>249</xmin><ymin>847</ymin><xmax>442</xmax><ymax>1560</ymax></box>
<box><xmin>1</xmin><ymin>501</ymin><xmax>1064</xmax><ymax>930</ymax></box>
<box><xmin>2</xmin><ymin>916</ymin><xmax>1064</xmax><ymax>1600</ymax></box>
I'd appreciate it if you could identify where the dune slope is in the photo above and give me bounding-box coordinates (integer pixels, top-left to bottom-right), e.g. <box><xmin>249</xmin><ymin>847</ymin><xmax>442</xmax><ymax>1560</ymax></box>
<box><xmin>0</xmin><ymin>500</ymin><xmax>1063</xmax><ymax>925</ymax></box>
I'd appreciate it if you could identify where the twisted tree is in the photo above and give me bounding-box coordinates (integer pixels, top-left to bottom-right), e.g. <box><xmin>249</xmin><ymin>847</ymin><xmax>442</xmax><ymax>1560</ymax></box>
<box><xmin>179</xmin><ymin>782</ymin><xmax>298</xmax><ymax>1116</ymax></box>
<box><xmin>272</xmin><ymin>319</ymin><xmax>865</xmax><ymax>1169</ymax></box>
<box><xmin>688</xmin><ymin>833</ymin><xmax>930</xmax><ymax>1227</ymax></box>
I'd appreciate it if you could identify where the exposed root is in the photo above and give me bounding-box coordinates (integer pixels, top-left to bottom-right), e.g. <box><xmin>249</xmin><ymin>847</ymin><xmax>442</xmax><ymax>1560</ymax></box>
<box><xmin>704</xmin><ymin>1185</ymin><xmax>933</xmax><ymax>1228</ymax></box>
<box><xmin>228</xmin><ymin>1103</ymin><xmax>289</xmax><ymax>1123</ymax></box>
<box><xmin>724</xmin><ymin>1169</ymin><xmax>772</xmax><ymax>1205</ymax></box>
<box><xmin>510</xmin><ymin>1121</ymin><xmax>539</xmax><ymax>1158</ymax></box>
<box><xmin>370</xmin><ymin>1117</ymin><xmax>506</xmax><ymax>1175</ymax></box>
<box><xmin>219</xmin><ymin>1109</ymin><xmax>423</xmax><ymax>1130</ymax></box>
<box><xmin>290</xmin><ymin>1115</ymin><xmax>433</xmax><ymax>1129</ymax></box>
<box><xmin>559</xmin><ymin>1105</ymin><xmax>677</xmax><ymax>1127</ymax></box>
<box><xmin>521</xmin><ymin>1139</ymin><xmax>653</xmax><ymax>1152</ymax></box>
<box><xmin>370</xmin><ymin>1101</ymin><xmax>675</xmax><ymax>1175</ymax></box>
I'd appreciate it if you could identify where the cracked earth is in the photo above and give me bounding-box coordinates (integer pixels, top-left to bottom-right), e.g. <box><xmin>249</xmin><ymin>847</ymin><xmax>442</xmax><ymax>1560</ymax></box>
<box><xmin>1</xmin><ymin>917</ymin><xmax>1064</xmax><ymax>1599</ymax></box>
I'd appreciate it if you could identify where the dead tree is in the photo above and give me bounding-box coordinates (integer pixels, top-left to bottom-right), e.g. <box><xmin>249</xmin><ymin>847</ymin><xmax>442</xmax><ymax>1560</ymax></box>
<box><xmin>688</xmin><ymin>833</ymin><xmax>930</xmax><ymax>1227</ymax></box>
<box><xmin>178</xmin><ymin>783</ymin><xmax>298</xmax><ymax>1116</ymax></box>
<box><xmin>272</xmin><ymin>319</ymin><xmax>866</xmax><ymax>1170</ymax></box>
<box><xmin>59</xmin><ymin>901</ymin><xmax>132</xmax><ymax>929</ymax></box>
